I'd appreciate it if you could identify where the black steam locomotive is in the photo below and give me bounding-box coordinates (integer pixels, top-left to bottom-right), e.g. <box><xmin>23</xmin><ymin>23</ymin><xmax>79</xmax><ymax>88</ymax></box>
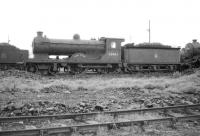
<box><xmin>181</xmin><ymin>39</ymin><xmax>200</xmax><ymax>68</ymax></box>
<box><xmin>25</xmin><ymin>32</ymin><xmax>180</xmax><ymax>74</ymax></box>
<box><xmin>0</xmin><ymin>31</ymin><xmax>198</xmax><ymax>74</ymax></box>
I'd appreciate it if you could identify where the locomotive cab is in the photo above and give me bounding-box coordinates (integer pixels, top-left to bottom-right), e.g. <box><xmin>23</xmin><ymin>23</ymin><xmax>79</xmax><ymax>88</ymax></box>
<box><xmin>100</xmin><ymin>37</ymin><xmax>124</xmax><ymax>63</ymax></box>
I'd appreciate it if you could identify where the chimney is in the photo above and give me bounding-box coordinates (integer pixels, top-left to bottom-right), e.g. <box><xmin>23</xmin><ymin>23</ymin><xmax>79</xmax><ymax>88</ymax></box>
<box><xmin>37</xmin><ymin>31</ymin><xmax>43</xmax><ymax>37</ymax></box>
<box><xmin>192</xmin><ymin>39</ymin><xmax>197</xmax><ymax>43</ymax></box>
<box><xmin>73</xmin><ymin>34</ymin><xmax>80</xmax><ymax>40</ymax></box>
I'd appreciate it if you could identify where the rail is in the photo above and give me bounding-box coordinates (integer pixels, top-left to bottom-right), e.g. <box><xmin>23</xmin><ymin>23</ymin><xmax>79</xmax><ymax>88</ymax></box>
<box><xmin>0</xmin><ymin>104</ymin><xmax>200</xmax><ymax>136</ymax></box>
<box><xmin>1</xmin><ymin>115</ymin><xmax>200</xmax><ymax>136</ymax></box>
<box><xmin>0</xmin><ymin>104</ymin><xmax>199</xmax><ymax>123</ymax></box>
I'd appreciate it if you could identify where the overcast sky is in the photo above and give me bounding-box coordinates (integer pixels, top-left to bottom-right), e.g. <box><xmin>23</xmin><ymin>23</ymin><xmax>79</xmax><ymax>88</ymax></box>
<box><xmin>0</xmin><ymin>0</ymin><xmax>200</xmax><ymax>52</ymax></box>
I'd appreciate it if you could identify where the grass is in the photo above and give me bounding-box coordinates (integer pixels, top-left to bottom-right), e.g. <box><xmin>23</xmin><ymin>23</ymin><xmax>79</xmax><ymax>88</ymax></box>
<box><xmin>1</xmin><ymin>71</ymin><xmax>200</xmax><ymax>94</ymax></box>
<box><xmin>1</xmin><ymin>71</ymin><xmax>200</xmax><ymax>108</ymax></box>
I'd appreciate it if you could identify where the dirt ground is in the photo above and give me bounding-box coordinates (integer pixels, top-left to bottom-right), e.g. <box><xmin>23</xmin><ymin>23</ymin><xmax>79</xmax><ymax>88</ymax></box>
<box><xmin>1</xmin><ymin>70</ymin><xmax>200</xmax><ymax>135</ymax></box>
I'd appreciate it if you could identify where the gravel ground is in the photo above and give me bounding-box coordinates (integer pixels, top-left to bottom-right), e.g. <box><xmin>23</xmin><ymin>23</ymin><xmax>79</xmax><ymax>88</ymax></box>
<box><xmin>0</xmin><ymin>70</ymin><xmax>200</xmax><ymax>135</ymax></box>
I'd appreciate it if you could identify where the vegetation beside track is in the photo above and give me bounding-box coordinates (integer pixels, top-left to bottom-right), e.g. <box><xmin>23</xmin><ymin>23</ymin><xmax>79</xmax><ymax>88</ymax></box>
<box><xmin>1</xmin><ymin>69</ymin><xmax>200</xmax><ymax>135</ymax></box>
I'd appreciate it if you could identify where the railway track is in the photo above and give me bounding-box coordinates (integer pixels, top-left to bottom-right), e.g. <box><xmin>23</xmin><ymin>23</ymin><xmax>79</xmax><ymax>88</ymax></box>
<box><xmin>0</xmin><ymin>104</ymin><xmax>200</xmax><ymax>136</ymax></box>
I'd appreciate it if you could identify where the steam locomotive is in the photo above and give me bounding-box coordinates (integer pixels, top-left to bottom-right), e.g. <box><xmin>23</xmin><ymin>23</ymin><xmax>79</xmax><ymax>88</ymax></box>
<box><xmin>0</xmin><ymin>31</ymin><xmax>198</xmax><ymax>74</ymax></box>
<box><xmin>25</xmin><ymin>32</ymin><xmax>180</xmax><ymax>74</ymax></box>
<box><xmin>181</xmin><ymin>39</ymin><xmax>200</xmax><ymax>68</ymax></box>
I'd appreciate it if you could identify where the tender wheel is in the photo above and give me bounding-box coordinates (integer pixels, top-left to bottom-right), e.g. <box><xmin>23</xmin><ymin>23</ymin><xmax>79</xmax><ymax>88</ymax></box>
<box><xmin>27</xmin><ymin>65</ymin><xmax>38</xmax><ymax>73</ymax></box>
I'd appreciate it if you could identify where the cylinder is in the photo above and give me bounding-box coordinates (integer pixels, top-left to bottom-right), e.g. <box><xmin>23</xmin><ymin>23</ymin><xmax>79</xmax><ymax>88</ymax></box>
<box><xmin>33</xmin><ymin>34</ymin><xmax>105</xmax><ymax>55</ymax></box>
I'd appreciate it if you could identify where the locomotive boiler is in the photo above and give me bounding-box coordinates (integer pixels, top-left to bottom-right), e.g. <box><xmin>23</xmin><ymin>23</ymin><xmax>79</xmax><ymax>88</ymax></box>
<box><xmin>33</xmin><ymin>32</ymin><xmax>105</xmax><ymax>57</ymax></box>
<box><xmin>27</xmin><ymin>32</ymin><xmax>124</xmax><ymax>74</ymax></box>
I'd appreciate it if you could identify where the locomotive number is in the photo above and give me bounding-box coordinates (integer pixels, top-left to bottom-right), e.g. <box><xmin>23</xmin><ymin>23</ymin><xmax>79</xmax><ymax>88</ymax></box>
<box><xmin>109</xmin><ymin>52</ymin><xmax>118</xmax><ymax>56</ymax></box>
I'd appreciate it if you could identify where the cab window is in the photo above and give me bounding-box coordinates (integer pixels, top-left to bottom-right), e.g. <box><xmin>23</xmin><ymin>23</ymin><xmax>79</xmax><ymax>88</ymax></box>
<box><xmin>111</xmin><ymin>42</ymin><xmax>116</xmax><ymax>48</ymax></box>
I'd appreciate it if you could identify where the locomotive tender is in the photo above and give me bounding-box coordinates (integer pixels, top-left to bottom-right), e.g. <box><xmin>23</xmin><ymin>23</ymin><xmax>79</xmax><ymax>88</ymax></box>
<box><xmin>25</xmin><ymin>31</ymin><xmax>181</xmax><ymax>74</ymax></box>
<box><xmin>123</xmin><ymin>45</ymin><xmax>180</xmax><ymax>72</ymax></box>
<box><xmin>0</xmin><ymin>43</ymin><xmax>28</xmax><ymax>70</ymax></box>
